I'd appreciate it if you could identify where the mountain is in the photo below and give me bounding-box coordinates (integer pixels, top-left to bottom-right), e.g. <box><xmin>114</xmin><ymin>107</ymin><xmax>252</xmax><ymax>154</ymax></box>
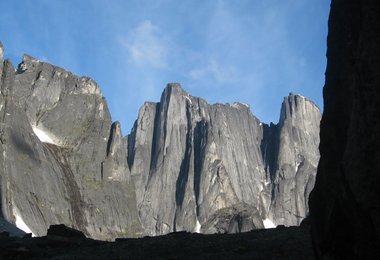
<box><xmin>0</xmin><ymin>52</ymin><xmax>142</xmax><ymax>240</ymax></box>
<box><xmin>0</xmin><ymin>42</ymin><xmax>321</xmax><ymax>239</ymax></box>
<box><xmin>129</xmin><ymin>84</ymin><xmax>320</xmax><ymax>235</ymax></box>
<box><xmin>309</xmin><ymin>0</ymin><xmax>380</xmax><ymax>258</ymax></box>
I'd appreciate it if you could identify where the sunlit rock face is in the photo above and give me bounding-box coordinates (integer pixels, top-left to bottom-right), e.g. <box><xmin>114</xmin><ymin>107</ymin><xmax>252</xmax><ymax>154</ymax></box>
<box><xmin>309</xmin><ymin>0</ymin><xmax>380</xmax><ymax>258</ymax></box>
<box><xmin>128</xmin><ymin>83</ymin><xmax>321</xmax><ymax>235</ymax></box>
<box><xmin>0</xmin><ymin>51</ymin><xmax>142</xmax><ymax>240</ymax></box>
<box><xmin>0</xmin><ymin>41</ymin><xmax>320</xmax><ymax>239</ymax></box>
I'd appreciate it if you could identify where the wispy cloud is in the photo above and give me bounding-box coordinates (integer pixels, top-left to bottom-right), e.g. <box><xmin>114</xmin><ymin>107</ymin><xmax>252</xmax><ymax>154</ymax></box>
<box><xmin>189</xmin><ymin>59</ymin><xmax>237</xmax><ymax>84</ymax></box>
<box><xmin>120</xmin><ymin>20</ymin><xmax>169</xmax><ymax>68</ymax></box>
<box><xmin>1</xmin><ymin>0</ymin><xmax>328</xmax><ymax>132</ymax></box>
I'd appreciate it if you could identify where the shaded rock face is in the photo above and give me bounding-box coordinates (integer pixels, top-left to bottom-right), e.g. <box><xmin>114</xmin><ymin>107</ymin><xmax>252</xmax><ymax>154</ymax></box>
<box><xmin>128</xmin><ymin>83</ymin><xmax>321</xmax><ymax>235</ymax></box>
<box><xmin>309</xmin><ymin>0</ymin><xmax>380</xmax><ymax>258</ymax></box>
<box><xmin>201</xmin><ymin>203</ymin><xmax>264</xmax><ymax>234</ymax></box>
<box><xmin>0</xmin><ymin>51</ymin><xmax>142</xmax><ymax>240</ymax></box>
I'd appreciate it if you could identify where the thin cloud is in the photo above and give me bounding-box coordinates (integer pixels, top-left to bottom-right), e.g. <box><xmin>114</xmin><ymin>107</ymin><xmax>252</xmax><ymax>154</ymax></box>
<box><xmin>120</xmin><ymin>20</ymin><xmax>169</xmax><ymax>68</ymax></box>
<box><xmin>189</xmin><ymin>59</ymin><xmax>237</xmax><ymax>84</ymax></box>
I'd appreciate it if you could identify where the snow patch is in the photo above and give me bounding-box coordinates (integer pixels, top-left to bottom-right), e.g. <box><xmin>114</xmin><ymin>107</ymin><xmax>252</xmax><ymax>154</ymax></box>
<box><xmin>185</xmin><ymin>95</ymin><xmax>192</xmax><ymax>105</ymax></box>
<box><xmin>15</xmin><ymin>213</ymin><xmax>35</xmax><ymax>236</ymax></box>
<box><xmin>194</xmin><ymin>218</ymin><xmax>202</xmax><ymax>233</ymax></box>
<box><xmin>32</xmin><ymin>127</ymin><xmax>57</xmax><ymax>145</ymax></box>
<box><xmin>99</xmin><ymin>102</ymin><xmax>104</xmax><ymax>118</ymax></box>
<box><xmin>232</xmin><ymin>102</ymin><xmax>249</xmax><ymax>109</ymax></box>
<box><xmin>263</xmin><ymin>218</ymin><xmax>276</xmax><ymax>229</ymax></box>
<box><xmin>295</xmin><ymin>161</ymin><xmax>301</xmax><ymax>172</ymax></box>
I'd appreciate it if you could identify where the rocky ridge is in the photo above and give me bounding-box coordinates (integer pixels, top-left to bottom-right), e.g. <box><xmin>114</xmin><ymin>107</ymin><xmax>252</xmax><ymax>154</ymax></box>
<box><xmin>0</xmin><ymin>42</ymin><xmax>321</xmax><ymax>239</ymax></box>
<box><xmin>0</xmin><ymin>51</ymin><xmax>142</xmax><ymax>240</ymax></box>
<box><xmin>129</xmin><ymin>84</ymin><xmax>321</xmax><ymax>235</ymax></box>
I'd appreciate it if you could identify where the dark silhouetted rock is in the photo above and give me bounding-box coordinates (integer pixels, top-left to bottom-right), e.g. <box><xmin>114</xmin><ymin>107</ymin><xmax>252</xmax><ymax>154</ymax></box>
<box><xmin>0</xmin><ymin>225</ymin><xmax>315</xmax><ymax>259</ymax></box>
<box><xmin>47</xmin><ymin>224</ymin><xmax>86</xmax><ymax>239</ymax></box>
<box><xmin>309</xmin><ymin>0</ymin><xmax>380</xmax><ymax>258</ymax></box>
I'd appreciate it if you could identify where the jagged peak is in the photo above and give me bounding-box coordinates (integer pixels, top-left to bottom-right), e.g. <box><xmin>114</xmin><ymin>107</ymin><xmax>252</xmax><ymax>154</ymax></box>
<box><xmin>285</xmin><ymin>93</ymin><xmax>320</xmax><ymax>111</ymax></box>
<box><xmin>231</xmin><ymin>102</ymin><xmax>251</xmax><ymax>112</ymax></box>
<box><xmin>17</xmin><ymin>53</ymin><xmax>52</xmax><ymax>74</ymax></box>
<box><xmin>165</xmin><ymin>82</ymin><xmax>186</xmax><ymax>92</ymax></box>
<box><xmin>22</xmin><ymin>53</ymin><xmax>37</xmax><ymax>63</ymax></box>
<box><xmin>279</xmin><ymin>93</ymin><xmax>321</xmax><ymax>123</ymax></box>
<box><xmin>162</xmin><ymin>83</ymin><xmax>188</xmax><ymax>98</ymax></box>
<box><xmin>158</xmin><ymin>83</ymin><xmax>193</xmax><ymax>110</ymax></box>
<box><xmin>15</xmin><ymin>51</ymin><xmax>103</xmax><ymax>97</ymax></box>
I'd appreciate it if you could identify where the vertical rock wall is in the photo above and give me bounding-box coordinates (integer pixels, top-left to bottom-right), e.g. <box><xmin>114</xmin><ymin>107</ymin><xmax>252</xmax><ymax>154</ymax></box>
<box><xmin>129</xmin><ymin>84</ymin><xmax>321</xmax><ymax>235</ymax></box>
<box><xmin>310</xmin><ymin>0</ymin><xmax>380</xmax><ymax>258</ymax></box>
<box><xmin>0</xmin><ymin>52</ymin><xmax>142</xmax><ymax>240</ymax></box>
<box><xmin>0</xmin><ymin>42</ymin><xmax>321</xmax><ymax>239</ymax></box>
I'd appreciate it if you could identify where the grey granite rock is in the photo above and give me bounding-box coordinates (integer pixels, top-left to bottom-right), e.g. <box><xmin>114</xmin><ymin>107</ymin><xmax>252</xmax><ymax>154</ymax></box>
<box><xmin>0</xmin><ymin>42</ymin><xmax>321</xmax><ymax>239</ymax></box>
<box><xmin>129</xmin><ymin>83</ymin><xmax>321</xmax><ymax>235</ymax></box>
<box><xmin>309</xmin><ymin>0</ymin><xmax>380</xmax><ymax>258</ymax></box>
<box><xmin>201</xmin><ymin>203</ymin><xmax>264</xmax><ymax>234</ymax></box>
<box><xmin>0</xmin><ymin>54</ymin><xmax>142</xmax><ymax>240</ymax></box>
<box><xmin>269</xmin><ymin>94</ymin><xmax>320</xmax><ymax>226</ymax></box>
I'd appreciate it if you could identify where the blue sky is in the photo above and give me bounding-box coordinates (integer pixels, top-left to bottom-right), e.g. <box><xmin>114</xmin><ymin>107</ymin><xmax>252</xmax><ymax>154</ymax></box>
<box><xmin>1</xmin><ymin>0</ymin><xmax>330</xmax><ymax>134</ymax></box>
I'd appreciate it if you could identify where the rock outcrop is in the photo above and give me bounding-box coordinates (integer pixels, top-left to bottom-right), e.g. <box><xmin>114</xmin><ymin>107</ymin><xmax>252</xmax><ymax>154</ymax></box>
<box><xmin>309</xmin><ymin>0</ymin><xmax>380</xmax><ymax>258</ymax></box>
<box><xmin>269</xmin><ymin>94</ymin><xmax>320</xmax><ymax>226</ymax></box>
<box><xmin>0</xmin><ymin>41</ymin><xmax>321</xmax><ymax>239</ymax></box>
<box><xmin>128</xmin><ymin>83</ymin><xmax>321</xmax><ymax>235</ymax></box>
<box><xmin>0</xmin><ymin>49</ymin><xmax>142</xmax><ymax>240</ymax></box>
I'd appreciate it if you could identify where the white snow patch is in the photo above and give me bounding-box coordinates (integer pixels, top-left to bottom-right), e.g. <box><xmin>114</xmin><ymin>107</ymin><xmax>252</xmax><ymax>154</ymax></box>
<box><xmin>99</xmin><ymin>102</ymin><xmax>104</xmax><ymax>118</ymax></box>
<box><xmin>185</xmin><ymin>95</ymin><xmax>192</xmax><ymax>105</ymax></box>
<box><xmin>15</xmin><ymin>213</ymin><xmax>35</xmax><ymax>236</ymax></box>
<box><xmin>232</xmin><ymin>102</ymin><xmax>249</xmax><ymax>109</ymax></box>
<box><xmin>194</xmin><ymin>218</ymin><xmax>202</xmax><ymax>233</ymax></box>
<box><xmin>32</xmin><ymin>127</ymin><xmax>56</xmax><ymax>145</ymax></box>
<box><xmin>263</xmin><ymin>218</ymin><xmax>276</xmax><ymax>229</ymax></box>
<box><xmin>295</xmin><ymin>161</ymin><xmax>301</xmax><ymax>172</ymax></box>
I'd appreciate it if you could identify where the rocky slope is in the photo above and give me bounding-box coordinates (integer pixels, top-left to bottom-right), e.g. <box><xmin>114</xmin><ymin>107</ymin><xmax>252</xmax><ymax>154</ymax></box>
<box><xmin>0</xmin><ymin>42</ymin><xmax>321</xmax><ymax>239</ymax></box>
<box><xmin>309</xmin><ymin>0</ymin><xmax>380</xmax><ymax>258</ymax></box>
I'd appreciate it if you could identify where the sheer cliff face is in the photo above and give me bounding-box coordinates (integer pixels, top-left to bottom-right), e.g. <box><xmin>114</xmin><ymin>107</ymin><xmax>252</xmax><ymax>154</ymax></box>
<box><xmin>0</xmin><ymin>42</ymin><xmax>320</xmax><ymax>239</ymax></box>
<box><xmin>310</xmin><ymin>0</ymin><xmax>380</xmax><ymax>258</ymax></box>
<box><xmin>270</xmin><ymin>95</ymin><xmax>320</xmax><ymax>226</ymax></box>
<box><xmin>0</xmin><ymin>53</ymin><xmax>142</xmax><ymax>240</ymax></box>
<box><xmin>129</xmin><ymin>84</ymin><xmax>321</xmax><ymax>235</ymax></box>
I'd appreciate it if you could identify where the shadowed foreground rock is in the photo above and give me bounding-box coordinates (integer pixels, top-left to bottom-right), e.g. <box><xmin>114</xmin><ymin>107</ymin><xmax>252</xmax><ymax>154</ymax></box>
<box><xmin>309</xmin><ymin>0</ymin><xmax>380</xmax><ymax>258</ymax></box>
<box><xmin>0</xmin><ymin>224</ymin><xmax>314</xmax><ymax>259</ymax></box>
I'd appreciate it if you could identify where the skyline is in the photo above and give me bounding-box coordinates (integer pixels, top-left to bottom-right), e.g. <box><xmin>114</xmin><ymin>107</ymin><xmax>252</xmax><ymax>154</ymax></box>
<box><xmin>1</xmin><ymin>0</ymin><xmax>330</xmax><ymax>134</ymax></box>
